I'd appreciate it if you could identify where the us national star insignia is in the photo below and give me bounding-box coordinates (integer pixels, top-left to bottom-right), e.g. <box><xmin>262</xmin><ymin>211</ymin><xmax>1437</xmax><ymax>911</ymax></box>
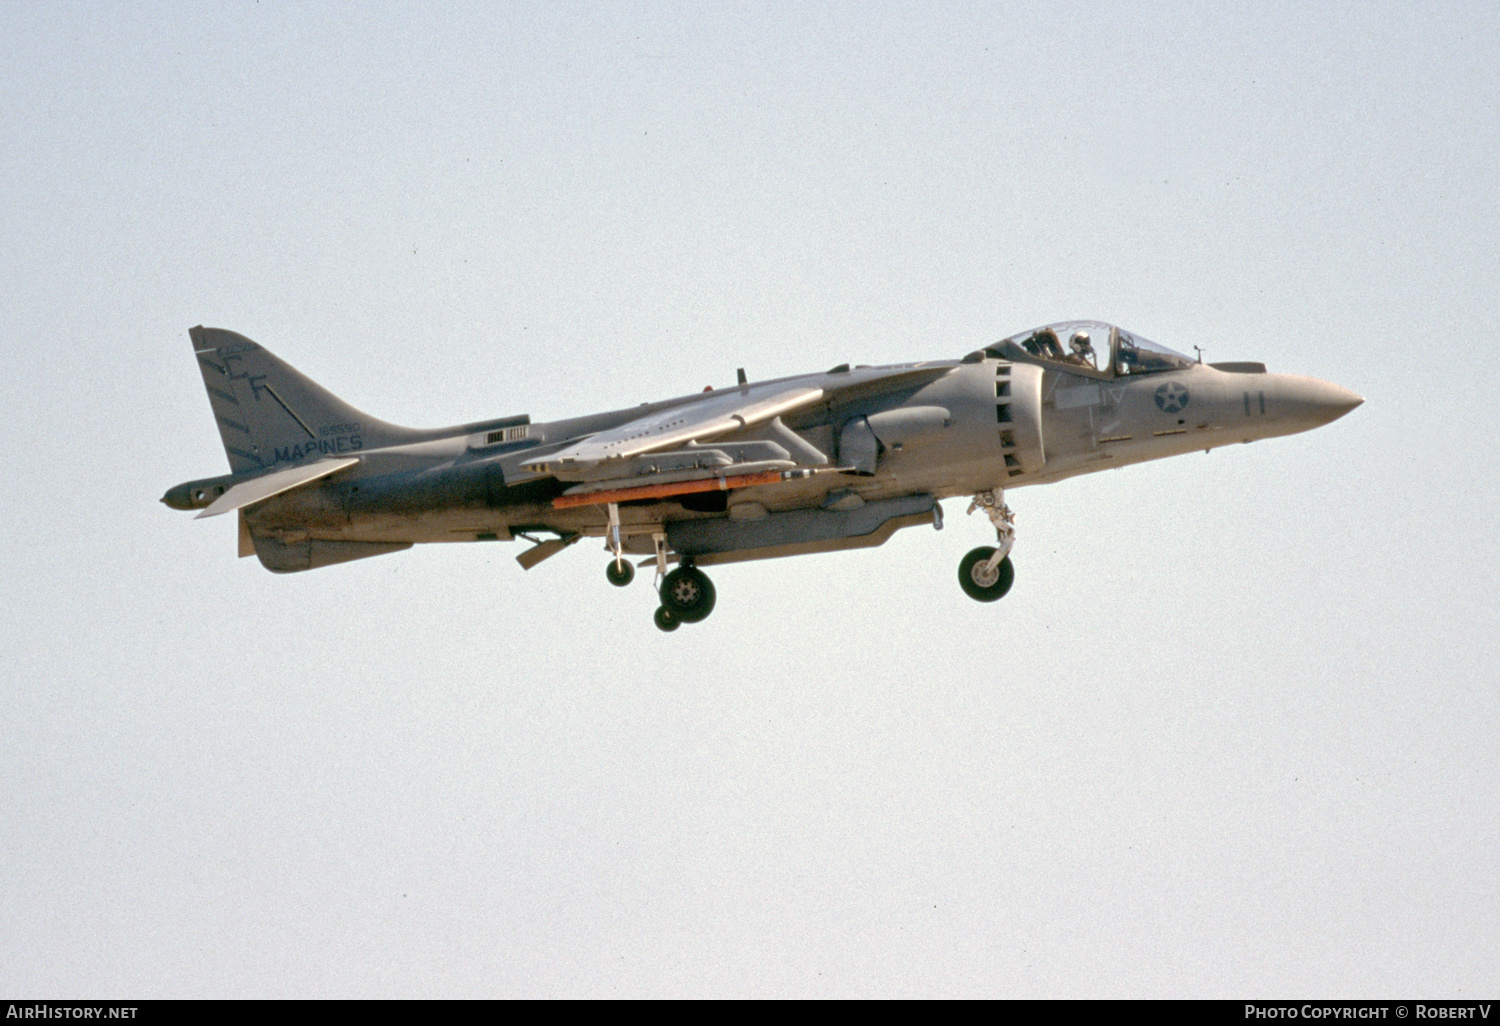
<box><xmin>1154</xmin><ymin>381</ymin><xmax>1190</xmax><ymax>414</ymax></box>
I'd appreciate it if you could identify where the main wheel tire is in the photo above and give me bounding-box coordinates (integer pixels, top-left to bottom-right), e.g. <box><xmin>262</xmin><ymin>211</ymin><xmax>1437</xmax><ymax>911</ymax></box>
<box><xmin>654</xmin><ymin>605</ymin><xmax>680</xmax><ymax>632</ymax></box>
<box><xmin>606</xmin><ymin>559</ymin><xmax>635</xmax><ymax>587</ymax></box>
<box><xmin>660</xmin><ymin>566</ymin><xmax>717</xmax><ymax>623</ymax></box>
<box><xmin>958</xmin><ymin>547</ymin><xmax>1014</xmax><ymax>602</ymax></box>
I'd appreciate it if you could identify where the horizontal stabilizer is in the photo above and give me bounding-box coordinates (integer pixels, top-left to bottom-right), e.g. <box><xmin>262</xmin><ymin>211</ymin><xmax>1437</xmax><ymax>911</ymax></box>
<box><xmin>196</xmin><ymin>458</ymin><xmax>359</xmax><ymax>519</ymax></box>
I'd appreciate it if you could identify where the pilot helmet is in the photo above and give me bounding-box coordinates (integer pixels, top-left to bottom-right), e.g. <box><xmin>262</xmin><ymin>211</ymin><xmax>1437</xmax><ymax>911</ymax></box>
<box><xmin>1070</xmin><ymin>330</ymin><xmax>1092</xmax><ymax>352</ymax></box>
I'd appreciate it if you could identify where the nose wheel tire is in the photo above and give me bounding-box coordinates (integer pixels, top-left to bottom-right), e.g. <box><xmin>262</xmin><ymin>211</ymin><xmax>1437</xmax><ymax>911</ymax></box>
<box><xmin>958</xmin><ymin>546</ymin><xmax>1014</xmax><ymax>602</ymax></box>
<box><xmin>660</xmin><ymin>566</ymin><xmax>716</xmax><ymax>623</ymax></box>
<box><xmin>606</xmin><ymin>559</ymin><xmax>635</xmax><ymax>587</ymax></box>
<box><xmin>654</xmin><ymin>606</ymin><xmax>680</xmax><ymax>632</ymax></box>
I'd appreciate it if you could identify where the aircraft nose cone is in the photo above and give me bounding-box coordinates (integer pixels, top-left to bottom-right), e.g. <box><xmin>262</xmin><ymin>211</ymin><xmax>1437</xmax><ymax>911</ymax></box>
<box><xmin>1275</xmin><ymin>376</ymin><xmax>1364</xmax><ymax>430</ymax></box>
<box><xmin>1308</xmin><ymin>380</ymin><xmax>1364</xmax><ymax>424</ymax></box>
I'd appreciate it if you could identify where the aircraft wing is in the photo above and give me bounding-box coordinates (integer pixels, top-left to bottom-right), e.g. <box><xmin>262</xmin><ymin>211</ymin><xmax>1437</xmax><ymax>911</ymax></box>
<box><xmin>522</xmin><ymin>384</ymin><xmax>826</xmax><ymax>472</ymax></box>
<box><xmin>196</xmin><ymin>457</ymin><xmax>359</xmax><ymax>519</ymax></box>
<box><xmin>521</xmin><ymin>363</ymin><xmax>957</xmax><ymax>475</ymax></box>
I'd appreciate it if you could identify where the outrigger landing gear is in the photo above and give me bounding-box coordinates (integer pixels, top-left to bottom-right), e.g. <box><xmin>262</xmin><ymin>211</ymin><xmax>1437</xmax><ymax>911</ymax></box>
<box><xmin>961</xmin><ymin>488</ymin><xmax>1017</xmax><ymax>602</ymax></box>
<box><xmin>604</xmin><ymin>501</ymin><xmax>634</xmax><ymax>586</ymax></box>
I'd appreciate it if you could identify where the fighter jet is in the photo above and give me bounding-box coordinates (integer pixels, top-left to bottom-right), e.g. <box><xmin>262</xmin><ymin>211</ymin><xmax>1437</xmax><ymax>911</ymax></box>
<box><xmin>163</xmin><ymin>322</ymin><xmax>1362</xmax><ymax>631</ymax></box>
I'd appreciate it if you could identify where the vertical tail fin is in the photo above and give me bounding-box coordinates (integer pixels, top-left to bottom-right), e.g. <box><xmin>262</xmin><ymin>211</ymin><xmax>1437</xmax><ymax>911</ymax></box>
<box><xmin>190</xmin><ymin>326</ymin><xmax>421</xmax><ymax>474</ymax></box>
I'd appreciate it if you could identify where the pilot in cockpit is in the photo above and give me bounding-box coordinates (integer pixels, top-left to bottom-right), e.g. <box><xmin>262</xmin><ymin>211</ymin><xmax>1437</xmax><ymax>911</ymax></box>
<box><xmin>1067</xmin><ymin>330</ymin><xmax>1096</xmax><ymax>369</ymax></box>
<box><xmin>1024</xmin><ymin>328</ymin><xmax>1065</xmax><ymax>360</ymax></box>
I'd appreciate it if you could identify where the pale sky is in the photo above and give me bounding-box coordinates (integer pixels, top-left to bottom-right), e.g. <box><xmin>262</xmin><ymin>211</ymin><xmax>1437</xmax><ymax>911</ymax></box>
<box><xmin>2</xmin><ymin>0</ymin><xmax>1497</xmax><ymax>997</ymax></box>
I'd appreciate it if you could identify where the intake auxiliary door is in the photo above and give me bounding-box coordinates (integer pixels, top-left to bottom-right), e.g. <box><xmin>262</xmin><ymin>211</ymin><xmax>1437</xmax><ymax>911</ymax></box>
<box><xmin>994</xmin><ymin>361</ymin><xmax>1045</xmax><ymax>481</ymax></box>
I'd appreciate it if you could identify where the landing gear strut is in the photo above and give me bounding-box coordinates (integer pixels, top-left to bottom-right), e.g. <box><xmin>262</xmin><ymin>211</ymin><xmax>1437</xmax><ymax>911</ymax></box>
<box><xmin>603</xmin><ymin>501</ymin><xmax>633</xmax><ymax>586</ymax></box>
<box><xmin>590</xmin><ymin>505</ymin><xmax>716</xmax><ymax>630</ymax></box>
<box><xmin>961</xmin><ymin>488</ymin><xmax>1016</xmax><ymax>602</ymax></box>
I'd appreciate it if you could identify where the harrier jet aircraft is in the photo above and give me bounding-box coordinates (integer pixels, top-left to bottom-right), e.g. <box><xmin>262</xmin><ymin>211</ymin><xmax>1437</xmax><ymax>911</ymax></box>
<box><xmin>163</xmin><ymin>322</ymin><xmax>1362</xmax><ymax>630</ymax></box>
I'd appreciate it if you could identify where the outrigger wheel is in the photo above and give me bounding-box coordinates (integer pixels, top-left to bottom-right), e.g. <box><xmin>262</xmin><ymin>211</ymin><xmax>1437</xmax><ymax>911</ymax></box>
<box><xmin>659</xmin><ymin>565</ymin><xmax>716</xmax><ymax>624</ymax></box>
<box><xmin>654</xmin><ymin>606</ymin><xmax>680</xmax><ymax>632</ymax></box>
<box><xmin>959</xmin><ymin>546</ymin><xmax>1015</xmax><ymax>602</ymax></box>
<box><xmin>606</xmin><ymin>559</ymin><xmax>635</xmax><ymax>587</ymax></box>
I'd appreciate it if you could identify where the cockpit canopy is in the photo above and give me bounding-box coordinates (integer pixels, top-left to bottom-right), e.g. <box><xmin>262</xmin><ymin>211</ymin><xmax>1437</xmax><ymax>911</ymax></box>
<box><xmin>979</xmin><ymin>321</ymin><xmax>1196</xmax><ymax>379</ymax></box>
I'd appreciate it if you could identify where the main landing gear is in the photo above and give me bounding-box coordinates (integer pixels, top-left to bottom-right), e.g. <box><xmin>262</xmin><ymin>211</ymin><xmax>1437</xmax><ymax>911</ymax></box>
<box><xmin>599</xmin><ymin>509</ymin><xmax>718</xmax><ymax>631</ymax></box>
<box><xmin>961</xmin><ymin>488</ymin><xmax>1016</xmax><ymax>602</ymax></box>
<box><xmin>625</xmin><ymin>561</ymin><xmax>716</xmax><ymax>632</ymax></box>
<box><xmin>659</xmin><ymin>564</ymin><xmax>716</xmax><ymax>626</ymax></box>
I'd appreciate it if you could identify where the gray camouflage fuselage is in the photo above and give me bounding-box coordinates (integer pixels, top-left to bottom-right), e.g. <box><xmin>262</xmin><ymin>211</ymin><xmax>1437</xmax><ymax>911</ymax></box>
<box><xmin>164</xmin><ymin>323</ymin><xmax>1361</xmax><ymax>614</ymax></box>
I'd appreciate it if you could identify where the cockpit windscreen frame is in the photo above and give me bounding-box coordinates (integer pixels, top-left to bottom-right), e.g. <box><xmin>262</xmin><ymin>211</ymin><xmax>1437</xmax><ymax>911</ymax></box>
<box><xmin>982</xmin><ymin>321</ymin><xmax>1197</xmax><ymax>380</ymax></box>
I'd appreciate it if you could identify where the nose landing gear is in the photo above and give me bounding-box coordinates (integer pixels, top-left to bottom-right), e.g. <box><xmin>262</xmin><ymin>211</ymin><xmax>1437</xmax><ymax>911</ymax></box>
<box><xmin>959</xmin><ymin>546</ymin><xmax>1014</xmax><ymax>601</ymax></box>
<box><xmin>962</xmin><ymin>488</ymin><xmax>1017</xmax><ymax>602</ymax></box>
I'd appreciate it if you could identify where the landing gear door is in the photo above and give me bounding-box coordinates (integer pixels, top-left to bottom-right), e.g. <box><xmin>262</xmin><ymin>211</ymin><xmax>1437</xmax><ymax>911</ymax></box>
<box><xmin>997</xmin><ymin>362</ymin><xmax>1045</xmax><ymax>480</ymax></box>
